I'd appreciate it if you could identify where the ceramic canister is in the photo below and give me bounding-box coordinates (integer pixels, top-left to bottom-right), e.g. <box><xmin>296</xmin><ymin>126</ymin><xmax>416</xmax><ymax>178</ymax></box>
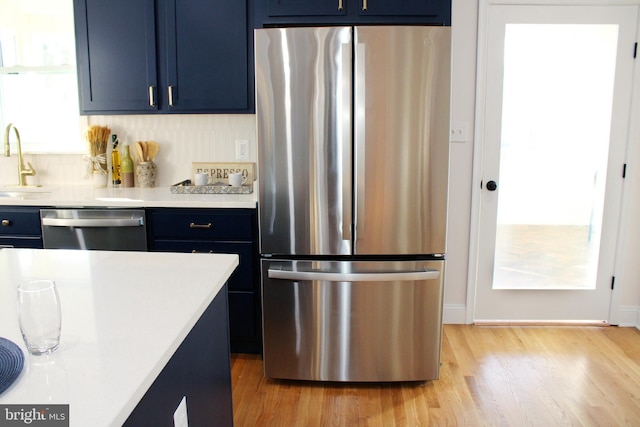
<box><xmin>136</xmin><ymin>161</ymin><xmax>157</xmax><ymax>188</ymax></box>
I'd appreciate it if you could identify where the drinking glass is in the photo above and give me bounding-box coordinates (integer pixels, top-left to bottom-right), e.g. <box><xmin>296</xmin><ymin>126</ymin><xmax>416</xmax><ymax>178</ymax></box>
<box><xmin>17</xmin><ymin>280</ymin><xmax>61</xmax><ymax>355</ymax></box>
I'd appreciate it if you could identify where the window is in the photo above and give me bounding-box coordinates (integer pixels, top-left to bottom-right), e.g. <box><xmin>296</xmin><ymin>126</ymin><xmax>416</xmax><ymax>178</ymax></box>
<box><xmin>0</xmin><ymin>0</ymin><xmax>83</xmax><ymax>153</ymax></box>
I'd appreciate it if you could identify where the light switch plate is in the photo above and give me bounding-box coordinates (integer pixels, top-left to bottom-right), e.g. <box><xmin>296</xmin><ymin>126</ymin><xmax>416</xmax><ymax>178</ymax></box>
<box><xmin>450</xmin><ymin>122</ymin><xmax>469</xmax><ymax>143</ymax></box>
<box><xmin>235</xmin><ymin>139</ymin><xmax>250</xmax><ymax>160</ymax></box>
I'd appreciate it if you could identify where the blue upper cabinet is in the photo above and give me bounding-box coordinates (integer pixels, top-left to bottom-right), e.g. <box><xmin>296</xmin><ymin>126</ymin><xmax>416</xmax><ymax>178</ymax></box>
<box><xmin>74</xmin><ymin>0</ymin><xmax>158</xmax><ymax>112</ymax></box>
<box><xmin>261</xmin><ymin>0</ymin><xmax>450</xmax><ymax>25</ymax></box>
<box><xmin>266</xmin><ymin>0</ymin><xmax>348</xmax><ymax>17</ymax></box>
<box><xmin>359</xmin><ymin>0</ymin><xmax>442</xmax><ymax>18</ymax></box>
<box><xmin>74</xmin><ymin>0</ymin><xmax>253</xmax><ymax>114</ymax></box>
<box><xmin>162</xmin><ymin>0</ymin><xmax>248</xmax><ymax>111</ymax></box>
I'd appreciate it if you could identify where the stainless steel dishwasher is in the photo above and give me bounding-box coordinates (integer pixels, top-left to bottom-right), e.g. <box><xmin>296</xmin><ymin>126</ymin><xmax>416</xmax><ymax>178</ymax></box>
<box><xmin>41</xmin><ymin>208</ymin><xmax>147</xmax><ymax>251</ymax></box>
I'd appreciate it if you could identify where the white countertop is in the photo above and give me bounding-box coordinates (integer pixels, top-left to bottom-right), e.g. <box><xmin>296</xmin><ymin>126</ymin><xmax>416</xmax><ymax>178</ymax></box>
<box><xmin>0</xmin><ymin>248</ymin><xmax>239</xmax><ymax>426</ymax></box>
<box><xmin>0</xmin><ymin>184</ymin><xmax>257</xmax><ymax>209</ymax></box>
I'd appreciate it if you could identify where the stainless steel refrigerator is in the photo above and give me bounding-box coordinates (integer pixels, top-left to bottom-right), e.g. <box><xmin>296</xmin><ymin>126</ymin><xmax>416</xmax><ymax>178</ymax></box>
<box><xmin>256</xmin><ymin>26</ymin><xmax>451</xmax><ymax>382</ymax></box>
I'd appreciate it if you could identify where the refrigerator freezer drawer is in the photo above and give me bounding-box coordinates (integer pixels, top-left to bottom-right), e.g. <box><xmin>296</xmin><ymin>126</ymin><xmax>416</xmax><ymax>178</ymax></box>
<box><xmin>261</xmin><ymin>259</ymin><xmax>445</xmax><ymax>382</ymax></box>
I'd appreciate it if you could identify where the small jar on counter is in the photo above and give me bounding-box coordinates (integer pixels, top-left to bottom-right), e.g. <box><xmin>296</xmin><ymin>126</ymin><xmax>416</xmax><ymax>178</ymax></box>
<box><xmin>121</xmin><ymin>145</ymin><xmax>134</xmax><ymax>188</ymax></box>
<box><xmin>136</xmin><ymin>161</ymin><xmax>157</xmax><ymax>188</ymax></box>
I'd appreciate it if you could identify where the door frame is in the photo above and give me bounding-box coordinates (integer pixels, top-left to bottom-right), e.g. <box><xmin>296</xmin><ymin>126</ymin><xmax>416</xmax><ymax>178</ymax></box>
<box><xmin>466</xmin><ymin>0</ymin><xmax>640</xmax><ymax>324</ymax></box>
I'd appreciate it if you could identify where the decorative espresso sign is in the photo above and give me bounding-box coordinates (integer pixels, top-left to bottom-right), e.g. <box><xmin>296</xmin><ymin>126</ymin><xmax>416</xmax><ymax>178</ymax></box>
<box><xmin>192</xmin><ymin>162</ymin><xmax>255</xmax><ymax>184</ymax></box>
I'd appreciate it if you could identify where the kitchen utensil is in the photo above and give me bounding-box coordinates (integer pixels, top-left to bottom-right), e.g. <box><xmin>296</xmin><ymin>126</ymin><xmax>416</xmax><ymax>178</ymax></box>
<box><xmin>139</xmin><ymin>141</ymin><xmax>148</xmax><ymax>161</ymax></box>
<box><xmin>146</xmin><ymin>141</ymin><xmax>159</xmax><ymax>162</ymax></box>
<box><xmin>133</xmin><ymin>141</ymin><xmax>145</xmax><ymax>163</ymax></box>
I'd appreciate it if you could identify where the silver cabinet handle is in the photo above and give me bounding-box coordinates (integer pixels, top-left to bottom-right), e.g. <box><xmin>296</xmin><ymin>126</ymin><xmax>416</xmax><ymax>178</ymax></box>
<box><xmin>338</xmin><ymin>0</ymin><xmax>343</xmax><ymax>10</ymax></box>
<box><xmin>268</xmin><ymin>268</ymin><xmax>440</xmax><ymax>282</ymax></box>
<box><xmin>168</xmin><ymin>85</ymin><xmax>175</xmax><ymax>107</ymax></box>
<box><xmin>149</xmin><ymin>86</ymin><xmax>156</xmax><ymax>107</ymax></box>
<box><xmin>42</xmin><ymin>217</ymin><xmax>143</xmax><ymax>227</ymax></box>
<box><xmin>189</xmin><ymin>222</ymin><xmax>212</xmax><ymax>229</ymax></box>
<box><xmin>362</xmin><ymin>0</ymin><xmax>367</xmax><ymax>10</ymax></box>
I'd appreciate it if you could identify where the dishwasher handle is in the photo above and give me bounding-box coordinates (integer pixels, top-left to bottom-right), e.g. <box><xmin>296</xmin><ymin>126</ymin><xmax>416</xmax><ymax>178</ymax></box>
<box><xmin>268</xmin><ymin>267</ymin><xmax>440</xmax><ymax>282</ymax></box>
<box><xmin>41</xmin><ymin>217</ymin><xmax>144</xmax><ymax>228</ymax></box>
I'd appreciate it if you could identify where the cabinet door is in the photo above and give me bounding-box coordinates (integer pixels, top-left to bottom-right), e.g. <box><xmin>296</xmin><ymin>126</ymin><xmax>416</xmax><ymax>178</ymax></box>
<box><xmin>259</xmin><ymin>0</ymin><xmax>451</xmax><ymax>25</ymax></box>
<box><xmin>74</xmin><ymin>0</ymin><xmax>158</xmax><ymax>113</ymax></box>
<box><xmin>358</xmin><ymin>0</ymin><xmax>440</xmax><ymax>17</ymax></box>
<box><xmin>0</xmin><ymin>207</ymin><xmax>42</xmax><ymax>236</ymax></box>
<box><xmin>164</xmin><ymin>0</ymin><xmax>249</xmax><ymax>111</ymax></box>
<box><xmin>267</xmin><ymin>0</ymin><xmax>346</xmax><ymax>17</ymax></box>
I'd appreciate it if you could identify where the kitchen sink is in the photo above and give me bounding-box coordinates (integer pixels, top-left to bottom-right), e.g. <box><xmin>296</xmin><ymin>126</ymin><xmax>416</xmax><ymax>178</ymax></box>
<box><xmin>0</xmin><ymin>187</ymin><xmax>50</xmax><ymax>198</ymax></box>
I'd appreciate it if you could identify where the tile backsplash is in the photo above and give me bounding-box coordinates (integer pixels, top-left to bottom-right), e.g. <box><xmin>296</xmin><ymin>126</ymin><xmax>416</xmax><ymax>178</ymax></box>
<box><xmin>0</xmin><ymin>114</ymin><xmax>256</xmax><ymax>187</ymax></box>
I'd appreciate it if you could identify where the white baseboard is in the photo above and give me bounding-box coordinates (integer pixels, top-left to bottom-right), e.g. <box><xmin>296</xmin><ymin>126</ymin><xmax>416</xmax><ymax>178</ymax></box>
<box><xmin>617</xmin><ymin>306</ymin><xmax>640</xmax><ymax>329</ymax></box>
<box><xmin>443</xmin><ymin>304</ymin><xmax>468</xmax><ymax>324</ymax></box>
<box><xmin>444</xmin><ymin>304</ymin><xmax>640</xmax><ymax>330</ymax></box>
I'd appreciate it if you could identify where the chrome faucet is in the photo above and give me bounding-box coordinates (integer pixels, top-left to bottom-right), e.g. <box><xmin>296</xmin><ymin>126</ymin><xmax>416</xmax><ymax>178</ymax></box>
<box><xmin>4</xmin><ymin>123</ymin><xmax>36</xmax><ymax>187</ymax></box>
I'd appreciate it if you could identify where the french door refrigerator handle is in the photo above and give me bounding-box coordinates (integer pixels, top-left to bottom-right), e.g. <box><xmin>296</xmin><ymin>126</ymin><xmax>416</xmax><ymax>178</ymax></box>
<box><xmin>341</xmin><ymin>41</ymin><xmax>353</xmax><ymax>241</ymax></box>
<box><xmin>354</xmin><ymin>41</ymin><xmax>366</xmax><ymax>241</ymax></box>
<box><xmin>268</xmin><ymin>268</ymin><xmax>440</xmax><ymax>282</ymax></box>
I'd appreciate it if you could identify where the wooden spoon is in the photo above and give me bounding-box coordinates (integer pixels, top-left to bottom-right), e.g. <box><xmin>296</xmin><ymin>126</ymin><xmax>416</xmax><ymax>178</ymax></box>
<box><xmin>133</xmin><ymin>141</ymin><xmax>145</xmax><ymax>163</ymax></box>
<box><xmin>146</xmin><ymin>141</ymin><xmax>159</xmax><ymax>162</ymax></box>
<box><xmin>139</xmin><ymin>141</ymin><xmax>148</xmax><ymax>162</ymax></box>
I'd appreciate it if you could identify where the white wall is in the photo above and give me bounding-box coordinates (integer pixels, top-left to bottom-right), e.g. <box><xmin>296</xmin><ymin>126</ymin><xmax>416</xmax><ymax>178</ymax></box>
<box><xmin>442</xmin><ymin>0</ymin><xmax>478</xmax><ymax>323</ymax></box>
<box><xmin>0</xmin><ymin>114</ymin><xmax>256</xmax><ymax>187</ymax></box>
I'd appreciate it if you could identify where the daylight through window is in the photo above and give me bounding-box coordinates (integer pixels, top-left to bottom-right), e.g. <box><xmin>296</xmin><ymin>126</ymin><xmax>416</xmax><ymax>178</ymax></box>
<box><xmin>0</xmin><ymin>0</ymin><xmax>83</xmax><ymax>153</ymax></box>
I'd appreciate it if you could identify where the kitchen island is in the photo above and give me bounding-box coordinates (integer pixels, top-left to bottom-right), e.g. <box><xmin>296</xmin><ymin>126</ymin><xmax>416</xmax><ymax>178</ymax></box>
<box><xmin>0</xmin><ymin>248</ymin><xmax>238</xmax><ymax>426</ymax></box>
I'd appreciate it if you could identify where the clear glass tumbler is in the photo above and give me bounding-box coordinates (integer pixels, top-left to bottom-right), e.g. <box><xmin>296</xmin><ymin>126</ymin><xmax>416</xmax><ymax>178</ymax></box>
<box><xmin>17</xmin><ymin>280</ymin><xmax>61</xmax><ymax>355</ymax></box>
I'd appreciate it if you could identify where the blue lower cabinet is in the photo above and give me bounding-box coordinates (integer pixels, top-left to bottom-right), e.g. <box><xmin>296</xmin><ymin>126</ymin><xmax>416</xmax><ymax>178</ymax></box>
<box><xmin>147</xmin><ymin>208</ymin><xmax>261</xmax><ymax>354</ymax></box>
<box><xmin>0</xmin><ymin>207</ymin><xmax>44</xmax><ymax>249</ymax></box>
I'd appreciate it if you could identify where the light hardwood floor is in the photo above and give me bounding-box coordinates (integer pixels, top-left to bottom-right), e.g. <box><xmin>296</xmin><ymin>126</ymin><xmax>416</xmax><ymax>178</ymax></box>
<box><xmin>231</xmin><ymin>325</ymin><xmax>640</xmax><ymax>426</ymax></box>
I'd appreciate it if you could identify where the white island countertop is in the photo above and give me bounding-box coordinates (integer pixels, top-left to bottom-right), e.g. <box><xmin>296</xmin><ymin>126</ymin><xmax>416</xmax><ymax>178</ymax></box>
<box><xmin>0</xmin><ymin>248</ymin><xmax>238</xmax><ymax>426</ymax></box>
<box><xmin>0</xmin><ymin>184</ymin><xmax>257</xmax><ymax>208</ymax></box>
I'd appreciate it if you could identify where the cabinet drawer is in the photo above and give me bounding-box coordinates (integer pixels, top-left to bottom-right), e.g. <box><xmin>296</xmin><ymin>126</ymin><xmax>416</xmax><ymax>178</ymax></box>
<box><xmin>152</xmin><ymin>240</ymin><xmax>254</xmax><ymax>291</ymax></box>
<box><xmin>149</xmin><ymin>209</ymin><xmax>253</xmax><ymax>240</ymax></box>
<box><xmin>0</xmin><ymin>208</ymin><xmax>42</xmax><ymax>236</ymax></box>
<box><xmin>0</xmin><ymin>237</ymin><xmax>43</xmax><ymax>249</ymax></box>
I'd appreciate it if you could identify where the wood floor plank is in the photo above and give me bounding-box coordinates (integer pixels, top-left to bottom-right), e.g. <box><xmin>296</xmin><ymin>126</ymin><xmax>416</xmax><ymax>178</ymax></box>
<box><xmin>231</xmin><ymin>325</ymin><xmax>640</xmax><ymax>426</ymax></box>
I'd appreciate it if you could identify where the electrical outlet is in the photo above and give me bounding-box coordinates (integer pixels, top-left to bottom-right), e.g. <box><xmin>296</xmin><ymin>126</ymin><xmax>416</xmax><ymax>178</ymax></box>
<box><xmin>173</xmin><ymin>396</ymin><xmax>188</xmax><ymax>427</ymax></box>
<box><xmin>235</xmin><ymin>139</ymin><xmax>249</xmax><ymax>160</ymax></box>
<box><xmin>450</xmin><ymin>122</ymin><xmax>469</xmax><ymax>143</ymax></box>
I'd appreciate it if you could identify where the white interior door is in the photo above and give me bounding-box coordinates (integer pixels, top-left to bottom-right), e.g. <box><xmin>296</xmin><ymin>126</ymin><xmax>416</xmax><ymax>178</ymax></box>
<box><xmin>474</xmin><ymin>4</ymin><xmax>638</xmax><ymax>322</ymax></box>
